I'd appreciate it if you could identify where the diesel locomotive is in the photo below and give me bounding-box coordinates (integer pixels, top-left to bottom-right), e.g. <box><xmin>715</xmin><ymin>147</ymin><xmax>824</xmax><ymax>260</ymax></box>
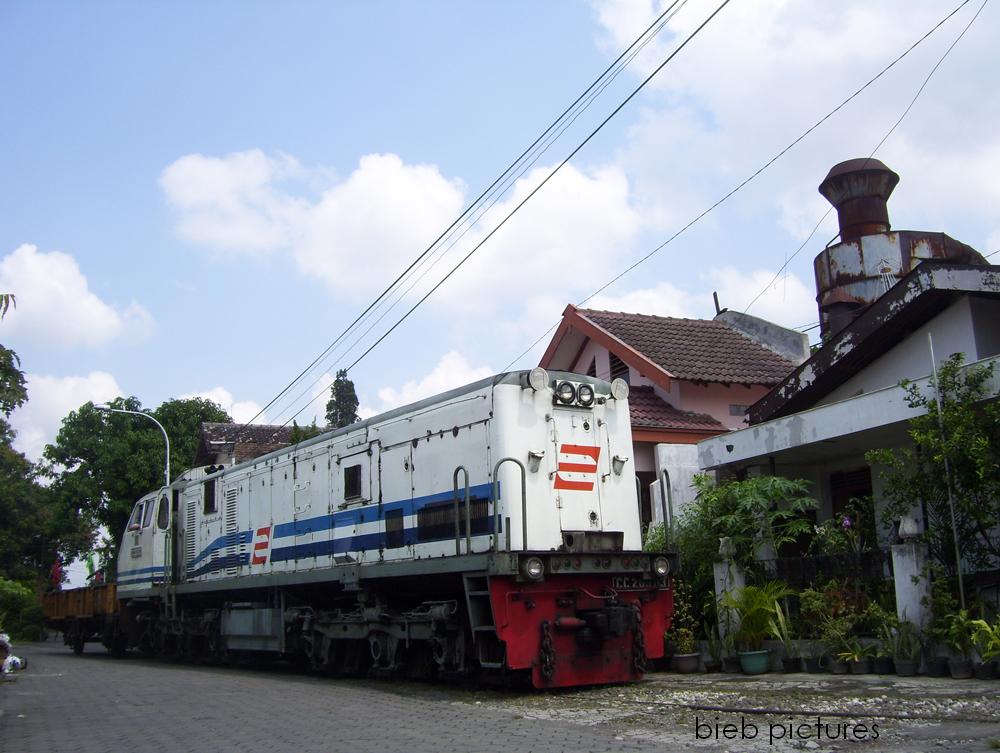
<box><xmin>44</xmin><ymin>368</ymin><xmax>674</xmax><ymax>688</ymax></box>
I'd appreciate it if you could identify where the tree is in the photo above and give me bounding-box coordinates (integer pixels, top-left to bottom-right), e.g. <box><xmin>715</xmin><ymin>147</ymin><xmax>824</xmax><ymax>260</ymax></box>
<box><xmin>868</xmin><ymin>354</ymin><xmax>1000</xmax><ymax>576</ymax></box>
<box><xmin>44</xmin><ymin>396</ymin><xmax>233</xmax><ymax>560</ymax></box>
<box><xmin>289</xmin><ymin>419</ymin><xmax>322</xmax><ymax>444</ymax></box>
<box><xmin>325</xmin><ymin>369</ymin><xmax>360</xmax><ymax>429</ymax></box>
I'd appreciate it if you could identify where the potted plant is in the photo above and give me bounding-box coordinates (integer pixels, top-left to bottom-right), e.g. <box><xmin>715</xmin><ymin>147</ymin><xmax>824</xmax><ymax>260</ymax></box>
<box><xmin>722</xmin><ymin>582</ymin><xmax>791</xmax><ymax>675</ymax></box>
<box><xmin>704</xmin><ymin>622</ymin><xmax>722</xmax><ymax>673</ymax></box>
<box><xmin>802</xmin><ymin>641</ymin><xmax>823</xmax><ymax>673</ymax></box>
<box><xmin>718</xmin><ymin>605</ymin><xmax>742</xmax><ymax>673</ymax></box>
<box><xmin>893</xmin><ymin>620</ymin><xmax>921</xmax><ymax>676</ymax></box>
<box><xmin>945</xmin><ymin>609</ymin><xmax>975</xmax><ymax>679</ymax></box>
<box><xmin>837</xmin><ymin>639</ymin><xmax>874</xmax><ymax>674</ymax></box>
<box><xmin>872</xmin><ymin>608</ymin><xmax>896</xmax><ymax>674</ymax></box>
<box><xmin>972</xmin><ymin>617</ymin><xmax>1000</xmax><ymax>680</ymax></box>
<box><xmin>673</xmin><ymin>628</ymin><xmax>701</xmax><ymax>673</ymax></box>
<box><xmin>769</xmin><ymin>602</ymin><xmax>799</xmax><ymax>672</ymax></box>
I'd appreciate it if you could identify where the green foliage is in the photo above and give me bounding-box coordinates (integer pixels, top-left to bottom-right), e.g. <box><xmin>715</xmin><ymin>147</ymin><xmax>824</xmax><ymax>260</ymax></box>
<box><xmin>768</xmin><ymin>601</ymin><xmax>797</xmax><ymax>657</ymax></box>
<box><xmin>895</xmin><ymin>620</ymin><xmax>922</xmax><ymax>661</ymax></box>
<box><xmin>669</xmin><ymin>474</ymin><xmax>816</xmax><ymax>627</ymax></box>
<box><xmin>799</xmin><ymin>579</ymin><xmax>878</xmax><ymax>655</ymax></box>
<box><xmin>289</xmin><ymin>419</ymin><xmax>323</xmax><ymax>444</ymax></box>
<box><xmin>946</xmin><ymin>608</ymin><xmax>976</xmax><ymax>659</ymax></box>
<box><xmin>0</xmin><ymin>293</ymin><xmax>14</xmax><ymax>320</ymax></box>
<box><xmin>0</xmin><ymin>576</ymin><xmax>42</xmax><ymax>641</ymax></box>
<box><xmin>43</xmin><ymin>396</ymin><xmax>232</xmax><ymax>563</ymax></box>
<box><xmin>808</xmin><ymin>496</ymin><xmax>875</xmax><ymax>555</ymax></box>
<box><xmin>867</xmin><ymin>354</ymin><xmax>1000</xmax><ymax>575</ymax></box>
<box><xmin>642</xmin><ymin>522</ymin><xmax>666</xmax><ymax>552</ymax></box>
<box><xmin>972</xmin><ymin>617</ymin><xmax>1000</xmax><ymax>662</ymax></box>
<box><xmin>673</xmin><ymin>627</ymin><xmax>696</xmax><ymax>654</ymax></box>
<box><xmin>721</xmin><ymin>581</ymin><xmax>792</xmax><ymax>651</ymax></box>
<box><xmin>325</xmin><ymin>369</ymin><xmax>360</xmax><ymax>429</ymax></box>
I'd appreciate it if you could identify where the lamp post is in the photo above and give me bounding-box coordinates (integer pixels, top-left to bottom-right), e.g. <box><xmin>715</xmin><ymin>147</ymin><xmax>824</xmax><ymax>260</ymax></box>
<box><xmin>95</xmin><ymin>404</ymin><xmax>171</xmax><ymax>489</ymax></box>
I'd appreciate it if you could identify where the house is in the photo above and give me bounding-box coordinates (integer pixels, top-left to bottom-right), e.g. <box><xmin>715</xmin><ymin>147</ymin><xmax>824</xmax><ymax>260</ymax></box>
<box><xmin>193</xmin><ymin>422</ymin><xmax>297</xmax><ymax>467</ymax></box>
<box><xmin>699</xmin><ymin>158</ymin><xmax>997</xmax><ymax>523</ymax></box>
<box><xmin>539</xmin><ymin>304</ymin><xmax>807</xmax><ymax>525</ymax></box>
<box><xmin>697</xmin><ymin>158</ymin><xmax>998</xmax><ymax>623</ymax></box>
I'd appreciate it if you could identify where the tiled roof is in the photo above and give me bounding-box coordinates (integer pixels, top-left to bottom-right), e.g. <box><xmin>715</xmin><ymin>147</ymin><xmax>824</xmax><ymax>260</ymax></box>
<box><xmin>628</xmin><ymin>386</ymin><xmax>725</xmax><ymax>431</ymax></box>
<box><xmin>200</xmin><ymin>422</ymin><xmax>296</xmax><ymax>445</ymax></box>
<box><xmin>579</xmin><ymin>308</ymin><xmax>795</xmax><ymax>385</ymax></box>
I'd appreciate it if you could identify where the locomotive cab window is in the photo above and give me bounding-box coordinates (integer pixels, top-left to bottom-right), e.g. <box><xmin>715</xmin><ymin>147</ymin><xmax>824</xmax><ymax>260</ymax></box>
<box><xmin>142</xmin><ymin>496</ymin><xmax>155</xmax><ymax>528</ymax></box>
<box><xmin>203</xmin><ymin>479</ymin><xmax>217</xmax><ymax>515</ymax></box>
<box><xmin>127</xmin><ymin>502</ymin><xmax>143</xmax><ymax>532</ymax></box>
<box><xmin>344</xmin><ymin>464</ymin><xmax>362</xmax><ymax>499</ymax></box>
<box><xmin>156</xmin><ymin>495</ymin><xmax>169</xmax><ymax>530</ymax></box>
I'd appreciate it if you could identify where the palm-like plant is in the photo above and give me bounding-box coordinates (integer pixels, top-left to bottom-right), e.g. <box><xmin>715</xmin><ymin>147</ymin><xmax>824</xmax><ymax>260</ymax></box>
<box><xmin>722</xmin><ymin>582</ymin><xmax>793</xmax><ymax>651</ymax></box>
<box><xmin>971</xmin><ymin>618</ymin><xmax>1000</xmax><ymax>662</ymax></box>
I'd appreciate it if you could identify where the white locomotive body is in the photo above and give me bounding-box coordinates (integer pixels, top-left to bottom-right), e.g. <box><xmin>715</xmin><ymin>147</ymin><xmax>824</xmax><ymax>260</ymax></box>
<box><xmin>108</xmin><ymin>370</ymin><xmax>673</xmax><ymax>687</ymax></box>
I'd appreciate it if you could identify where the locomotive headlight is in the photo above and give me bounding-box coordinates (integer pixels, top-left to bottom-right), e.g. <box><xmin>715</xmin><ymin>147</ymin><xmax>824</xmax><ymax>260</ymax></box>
<box><xmin>653</xmin><ymin>556</ymin><xmax>670</xmax><ymax>577</ymax></box>
<box><xmin>577</xmin><ymin>383</ymin><xmax>595</xmax><ymax>407</ymax></box>
<box><xmin>610</xmin><ymin>378</ymin><xmax>629</xmax><ymax>401</ymax></box>
<box><xmin>523</xmin><ymin>556</ymin><xmax>545</xmax><ymax>581</ymax></box>
<box><xmin>528</xmin><ymin>367</ymin><xmax>549</xmax><ymax>392</ymax></box>
<box><xmin>555</xmin><ymin>381</ymin><xmax>576</xmax><ymax>405</ymax></box>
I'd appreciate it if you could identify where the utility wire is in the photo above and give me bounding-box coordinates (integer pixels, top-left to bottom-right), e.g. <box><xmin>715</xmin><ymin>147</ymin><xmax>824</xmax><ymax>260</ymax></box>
<box><xmin>743</xmin><ymin>0</ymin><xmax>986</xmax><ymax>315</ymax></box>
<box><xmin>242</xmin><ymin>1</ymin><xmax>687</xmax><ymax>429</ymax></box>
<box><xmin>263</xmin><ymin>1</ymin><xmax>691</xmax><ymax>425</ymax></box>
<box><xmin>502</xmin><ymin>0</ymin><xmax>976</xmax><ymax>371</ymax></box>
<box><xmin>275</xmin><ymin>0</ymin><xmax>735</xmax><ymax>429</ymax></box>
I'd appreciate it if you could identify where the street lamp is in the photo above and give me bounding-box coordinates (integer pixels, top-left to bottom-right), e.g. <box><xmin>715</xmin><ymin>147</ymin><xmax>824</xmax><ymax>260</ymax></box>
<box><xmin>94</xmin><ymin>404</ymin><xmax>171</xmax><ymax>489</ymax></box>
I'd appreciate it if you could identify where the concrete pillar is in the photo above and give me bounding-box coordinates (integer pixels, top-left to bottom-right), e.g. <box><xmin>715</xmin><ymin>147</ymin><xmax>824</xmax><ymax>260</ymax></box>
<box><xmin>713</xmin><ymin>558</ymin><xmax>745</xmax><ymax>640</ymax></box>
<box><xmin>891</xmin><ymin>541</ymin><xmax>931</xmax><ymax>629</ymax></box>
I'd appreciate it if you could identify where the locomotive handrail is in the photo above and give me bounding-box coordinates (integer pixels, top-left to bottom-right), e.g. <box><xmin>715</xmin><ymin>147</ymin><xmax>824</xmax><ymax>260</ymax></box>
<box><xmin>452</xmin><ymin>466</ymin><xmax>471</xmax><ymax>555</ymax></box>
<box><xmin>491</xmin><ymin>457</ymin><xmax>526</xmax><ymax>552</ymax></box>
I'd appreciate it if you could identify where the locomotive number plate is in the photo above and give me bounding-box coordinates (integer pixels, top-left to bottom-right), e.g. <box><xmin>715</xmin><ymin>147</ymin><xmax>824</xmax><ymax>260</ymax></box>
<box><xmin>612</xmin><ymin>576</ymin><xmax>658</xmax><ymax>591</ymax></box>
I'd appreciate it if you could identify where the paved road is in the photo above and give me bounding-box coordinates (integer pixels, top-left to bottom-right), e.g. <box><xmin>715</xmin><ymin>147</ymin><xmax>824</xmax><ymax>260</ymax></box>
<box><xmin>0</xmin><ymin>641</ymin><xmax>663</xmax><ymax>753</ymax></box>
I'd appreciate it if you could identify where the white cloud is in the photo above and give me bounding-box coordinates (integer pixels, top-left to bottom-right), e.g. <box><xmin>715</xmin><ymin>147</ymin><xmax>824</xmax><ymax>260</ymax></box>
<box><xmin>587</xmin><ymin>281</ymin><xmax>700</xmax><ymax>318</ymax></box>
<box><xmin>159</xmin><ymin>150</ymin><xmax>308</xmax><ymax>253</ymax></box>
<box><xmin>367</xmin><ymin>351</ymin><xmax>493</xmax><ymax>413</ymax></box>
<box><xmin>11</xmin><ymin>371</ymin><xmax>122</xmax><ymax>461</ymax></box>
<box><xmin>579</xmin><ymin>265</ymin><xmax>817</xmax><ymax>332</ymax></box>
<box><xmin>0</xmin><ymin>244</ymin><xmax>153</xmax><ymax>350</ymax></box>
<box><xmin>179</xmin><ymin>386</ymin><xmax>264</xmax><ymax>425</ymax></box>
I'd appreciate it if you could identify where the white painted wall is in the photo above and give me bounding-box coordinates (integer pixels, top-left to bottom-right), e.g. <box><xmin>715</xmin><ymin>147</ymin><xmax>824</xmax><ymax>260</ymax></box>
<box><xmin>821</xmin><ymin>298</ymin><xmax>977</xmax><ymax>405</ymax></box>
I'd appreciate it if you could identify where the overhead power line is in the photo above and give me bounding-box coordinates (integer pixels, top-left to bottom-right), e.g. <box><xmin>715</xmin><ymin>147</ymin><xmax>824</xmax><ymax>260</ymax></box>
<box><xmin>245</xmin><ymin>0</ymin><xmax>689</xmax><ymax>430</ymax></box>
<box><xmin>274</xmin><ymin>0</ymin><xmax>734</xmax><ymax>429</ymax></box>
<box><xmin>743</xmin><ymin>0</ymin><xmax>986</xmax><ymax>315</ymax></box>
<box><xmin>502</xmin><ymin>0</ymin><xmax>977</xmax><ymax>371</ymax></box>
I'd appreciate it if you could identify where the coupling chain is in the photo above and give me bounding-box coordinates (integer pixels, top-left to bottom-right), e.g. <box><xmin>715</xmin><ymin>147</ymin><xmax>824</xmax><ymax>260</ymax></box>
<box><xmin>631</xmin><ymin>603</ymin><xmax>647</xmax><ymax>674</ymax></box>
<box><xmin>539</xmin><ymin>620</ymin><xmax>555</xmax><ymax>681</ymax></box>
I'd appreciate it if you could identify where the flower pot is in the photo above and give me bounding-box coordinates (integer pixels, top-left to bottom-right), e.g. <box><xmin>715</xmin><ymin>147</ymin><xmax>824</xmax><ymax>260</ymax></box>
<box><xmin>828</xmin><ymin>659</ymin><xmax>849</xmax><ymax>674</ymax></box>
<box><xmin>738</xmin><ymin>649</ymin><xmax>770</xmax><ymax>675</ymax></box>
<box><xmin>722</xmin><ymin>656</ymin><xmax>742</xmax><ymax>673</ymax></box>
<box><xmin>949</xmin><ymin>658</ymin><xmax>973</xmax><ymax>679</ymax></box>
<box><xmin>781</xmin><ymin>656</ymin><xmax>800</xmax><ymax>673</ymax></box>
<box><xmin>974</xmin><ymin>661</ymin><xmax>996</xmax><ymax>680</ymax></box>
<box><xmin>925</xmin><ymin>656</ymin><xmax>950</xmax><ymax>677</ymax></box>
<box><xmin>849</xmin><ymin>658</ymin><xmax>872</xmax><ymax>674</ymax></box>
<box><xmin>803</xmin><ymin>656</ymin><xmax>823</xmax><ymax>673</ymax></box>
<box><xmin>894</xmin><ymin>658</ymin><xmax>918</xmax><ymax>676</ymax></box>
<box><xmin>874</xmin><ymin>656</ymin><xmax>894</xmax><ymax>674</ymax></box>
<box><xmin>703</xmin><ymin>660</ymin><xmax>721</xmax><ymax>673</ymax></box>
<box><xmin>673</xmin><ymin>652</ymin><xmax>701</xmax><ymax>673</ymax></box>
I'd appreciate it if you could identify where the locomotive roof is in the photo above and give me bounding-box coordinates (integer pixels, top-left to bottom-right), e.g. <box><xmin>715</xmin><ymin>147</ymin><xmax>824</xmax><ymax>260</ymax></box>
<box><xmin>182</xmin><ymin>370</ymin><xmax>613</xmax><ymax>485</ymax></box>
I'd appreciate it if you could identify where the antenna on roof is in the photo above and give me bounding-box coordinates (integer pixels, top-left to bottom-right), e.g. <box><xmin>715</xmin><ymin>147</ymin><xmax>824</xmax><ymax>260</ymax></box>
<box><xmin>712</xmin><ymin>291</ymin><xmax>726</xmax><ymax>315</ymax></box>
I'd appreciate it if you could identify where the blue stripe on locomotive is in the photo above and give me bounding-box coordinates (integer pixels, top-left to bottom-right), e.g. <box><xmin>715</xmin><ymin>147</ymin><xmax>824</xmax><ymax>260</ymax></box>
<box><xmin>186</xmin><ymin>482</ymin><xmax>498</xmax><ymax>574</ymax></box>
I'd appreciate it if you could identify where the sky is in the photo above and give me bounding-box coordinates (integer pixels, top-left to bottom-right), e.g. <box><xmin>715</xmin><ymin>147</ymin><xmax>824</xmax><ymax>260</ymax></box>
<box><xmin>2</xmin><ymin>0</ymin><xmax>998</xmax><ymax>465</ymax></box>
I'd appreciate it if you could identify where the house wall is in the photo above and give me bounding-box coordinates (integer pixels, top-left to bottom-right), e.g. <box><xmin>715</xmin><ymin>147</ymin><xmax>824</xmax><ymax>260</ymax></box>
<box><xmin>651</xmin><ymin>443</ymin><xmax>700</xmax><ymax>522</ymax></box>
<box><xmin>821</xmin><ymin>297</ymin><xmax>978</xmax><ymax>405</ymax></box>
<box><xmin>675</xmin><ymin>381</ymin><xmax>770</xmax><ymax>430</ymax></box>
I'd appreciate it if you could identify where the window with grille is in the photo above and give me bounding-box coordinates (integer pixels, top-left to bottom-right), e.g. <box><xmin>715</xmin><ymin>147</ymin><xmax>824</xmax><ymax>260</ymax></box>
<box><xmin>344</xmin><ymin>464</ymin><xmax>362</xmax><ymax>499</ymax></box>
<box><xmin>609</xmin><ymin>353</ymin><xmax>629</xmax><ymax>383</ymax></box>
<box><xmin>203</xmin><ymin>479</ymin><xmax>216</xmax><ymax>515</ymax></box>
